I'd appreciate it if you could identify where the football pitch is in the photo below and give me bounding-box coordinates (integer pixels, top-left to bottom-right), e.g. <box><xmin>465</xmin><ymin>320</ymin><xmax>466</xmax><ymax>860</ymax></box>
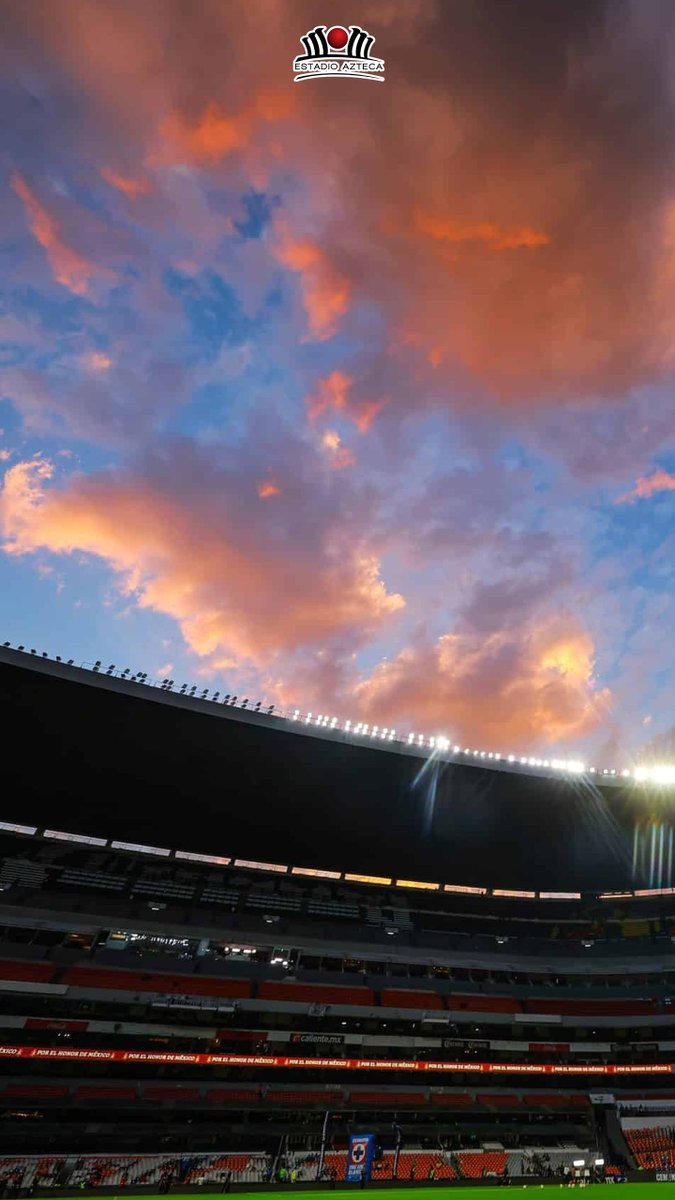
<box><xmin>62</xmin><ymin>1186</ymin><xmax>667</xmax><ymax>1200</ymax></box>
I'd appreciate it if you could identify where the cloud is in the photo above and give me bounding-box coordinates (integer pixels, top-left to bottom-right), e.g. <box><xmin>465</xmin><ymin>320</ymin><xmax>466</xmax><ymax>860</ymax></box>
<box><xmin>100</xmin><ymin>167</ymin><xmax>151</xmax><ymax>199</ymax></box>
<box><xmin>307</xmin><ymin>371</ymin><xmax>386</xmax><ymax>432</ymax></box>
<box><xmin>10</xmin><ymin>172</ymin><xmax>109</xmax><ymax>296</ymax></box>
<box><xmin>355</xmin><ymin>613</ymin><xmax>610</xmax><ymax>751</ymax></box>
<box><xmin>322</xmin><ymin>430</ymin><xmax>355</xmax><ymax>470</ymax></box>
<box><xmin>9</xmin><ymin>0</ymin><xmax>675</xmax><ymax>399</ymax></box>
<box><xmin>618</xmin><ymin>468</ymin><xmax>675</xmax><ymax>503</ymax></box>
<box><xmin>274</xmin><ymin>222</ymin><xmax>351</xmax><ymax>340</ymax></box>
<box><xmin>0</xmin><ymin>446</ymin><xmax>404</xmax><ymax>670</ymax></box>
<box><xmin>257</xmin><ymin>480</ymin><xmax>280</xmax><ymax>498</ymax></box>
<box><xmin>156</xmin><ymin>91</ymin><xmax>294</xmax><ymax>167</ymax></box>
<box><xmin>80</xmin><ymin>351</ymin><xmax>113</xmax><ymax>373</ymax></box>
<box><xmin>413</xmin><ymin>209</ymin><xmax>550</xmax><ymax>252</ymax></box>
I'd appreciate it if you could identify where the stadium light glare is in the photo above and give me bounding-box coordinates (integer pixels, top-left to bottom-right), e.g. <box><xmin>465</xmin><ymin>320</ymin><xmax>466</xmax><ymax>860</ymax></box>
<box><xmin>652</xmin><ymin>765</ymin><xmax>675</xmax><ymax>784</ymax></box>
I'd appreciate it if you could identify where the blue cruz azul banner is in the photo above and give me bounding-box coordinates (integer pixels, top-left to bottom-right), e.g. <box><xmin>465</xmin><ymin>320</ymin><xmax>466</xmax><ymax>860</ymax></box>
<box><xmin>346</xmin><ymin>1135</ymin><xmax>376</xmax><ymax>1182</ymax></box>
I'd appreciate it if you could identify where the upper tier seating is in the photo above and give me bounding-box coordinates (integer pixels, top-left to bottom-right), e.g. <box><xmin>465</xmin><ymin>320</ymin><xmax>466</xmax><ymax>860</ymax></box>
<box><xmin>257</xmin><ymin>981</ymin><xmax>374</xmax><ymax>1006</ymax></box>
<box><xmin>380</xmin><ymin>988</ymin><xmax>444</xmax><ymax>1009</ymax></box>
<box><xmin>60</xmin><ymin>965</ymin><xmax>251</xmax><ymax>998</ymax></box>
<box><xmin>0</xmin><ymin>960</ymin><xmax>56</xmax><ymax>983</ymax></box>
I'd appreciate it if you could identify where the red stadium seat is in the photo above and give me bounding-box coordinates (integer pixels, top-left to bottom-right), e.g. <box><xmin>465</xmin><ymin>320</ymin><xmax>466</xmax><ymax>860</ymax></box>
<box><xmin>351</xmin><ymin>1091</ymin><xmax>425</xmax><ymax>1106</ymax></box>
<box><xmin>0</xmin><ymin>960</ymin><xmax>56</xmax><ymax>982</ymax></box>
<box><xmin>60</xmin><ymin>965</ymin><xmax>251</xmax><ymax>998</ymax></box>
<box><xmin>458</xmin><ymin>1152</ymin><xmax>507</xmax><ymax>1178</ymax></box>
<box><xmin>380</xmin><ymin>988</ymin><xmax>443</xmax><ymax>1009</ymax></box>
<box><xmin>74</xmin><ymin>1087</ymin><xmax>137</xmax><ymax>1101</ymax></box>
<box><xmin>625</xmin><ymin>1125</ymin><xmax>675</xmax><ymax>1169</ymax></box>
<box><xmin>142</xmin><ymin>1087</ymin><xmax>201</xmax><ymax>1102</ymax></box>
<box><xmin>525</xmin><ymin>997</ymin><xmax>657</xmax><ymax>1016</ymax></box>
<box><xmin>447</xmin><ymin>993</ymin><xmax>521</xmax><ymax>1013</ymax></box>
<box><xmin>4</xmin><ymin>1085</ymin><xmax>68</xmax><ymax>1098</ymax></box>
<box><xmin>258</xmin><ymin>981</ymin><xmax>374</xmax><ymax>1005</ymax></box>
<box><xmin>430</xmin><ymin>1092</ymin><xmax>473</xmax><ymax>1106</ymax></box>
<box><xmin>477</xmin><ymin>1093</ymin><xmax>521</xmax><ymax>1108</ymax></box>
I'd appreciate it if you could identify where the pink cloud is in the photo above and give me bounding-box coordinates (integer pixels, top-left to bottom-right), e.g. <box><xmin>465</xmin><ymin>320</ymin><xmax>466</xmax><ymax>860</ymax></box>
<box><xmin>618</xmin><ymin>468</ymin><xmax>675</xmax><ymax>503</ymax></box>
<box><xmin>274</xmin><ymin>222</ymin><xmax>351</xmax><ymax>341</ymax></box>
<box><xmin>257</xmin><ymin>480</ymin><xmax>280</xmax><ymax>498</ymax></box>
<box><xmin>355</xmin><ymin>614</ymin><xmax>610</xmax><ymax>751</ymax></box>
<box><xmin>155</xmin><ymin>91</ymin><xmax>294</xmax><ymax>168</ymax></box>
<box><xmin>10</xmin><ymin>172</ymin><xmax>109</xmax><ymax>296</ymax></box>
<box><xmin>322</xmin><ymin>430</ymin><xmax>355</xmax><ymax>470</ymax></box>
<box><xmin>307</xmin><ymin>371</ymin><xmax>386</xmax><ymax>432</ymax></box>
<box><xmin>8</xmin><ymin>1</ymin><xmax>675</xmax><ymax>401</ymax></box>
<box><xmin>100</xmin><ymin>167</ymin><xmax>151</xmax><ymax>199</ymax></box>
<box><xmin>0</xmin><ymin>452</ymin><xmax>404</xmax><ymax>669</ymax></box>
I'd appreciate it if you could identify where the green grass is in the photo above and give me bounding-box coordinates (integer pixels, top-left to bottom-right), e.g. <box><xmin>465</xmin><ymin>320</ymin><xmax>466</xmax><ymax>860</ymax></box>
<box><xmin>56</xmin><ymin>1187</ymin><xmax>661</xmax><ymax>1200</ymax></box>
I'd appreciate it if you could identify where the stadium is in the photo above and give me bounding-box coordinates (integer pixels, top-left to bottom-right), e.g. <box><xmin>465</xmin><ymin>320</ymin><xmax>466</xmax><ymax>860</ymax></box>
<box><xmin>0</xmin><ymin>645</ymin><xmax>674</xmax><ymax>1195</ymax></box>
<box><xmin>4</xmin><ymin>3</ymin><xmax>675</xmax><ymax>1200</ymax></box>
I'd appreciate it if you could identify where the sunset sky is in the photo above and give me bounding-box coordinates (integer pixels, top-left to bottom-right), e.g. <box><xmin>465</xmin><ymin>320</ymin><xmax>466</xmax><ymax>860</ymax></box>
<box><xmin>1</xmin><ymin>0</ymin><xmax>675</xmax><ymax>765</ymax></box>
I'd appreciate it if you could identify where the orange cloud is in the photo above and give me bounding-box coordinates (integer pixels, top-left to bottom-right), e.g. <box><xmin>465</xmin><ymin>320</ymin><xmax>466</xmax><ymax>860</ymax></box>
<box><xmin>0</xmin><ymin>456</ymin><xmax>404</xmax><ymax>667</ymax></box>
<box><xmin>257</xmin><ymin>480</ymin><xmax>280</xmax><ymax>498</ymax></box>
<box><xmin>11</xmin><ymin>0</ymin><xmax>675</xmax><ymax>402</ymax></box>
<box><xmin>157</xmin><ymin>91</ymin><xmax>294</xmax><ymax>167</ymax></box>
<box><xmin>618</xmin><ymin>469</ymin><xmax>675</xmax><ymax>503</ymax></box>
<box><xmin>100</xmin><ymin>167</ymin><xmax>151</xmax><ymax>199</ymax></box>
<box><xmin>274</xmin><ymin>222</ymin><xmax>351</xmax><ymax>340</ymax></box>
<box><xmin>355</xmin><ymin>616</ymin><xmax>609</xmax><ymax>751</ymax></box>
<box><xmin>80</xmin><ymin>351</ymin><xmax>112</xmax><ymax>372</ymax></box>
<box><xmin>307</xmin><ymin>371</ymin><xmax>386</xmax><ymax>432</ymax></box>
<box><xmin>322</xmin><ymin>430</ymin><xmax>355</xmax><ymax>470</ymax></box>
<box><xmin>414</xmin><ymin>208</ymin><xmax>550</xmax><ymax>252</ymax></box>
<box><xmin>10</xmin><ymin>172</ymin><xmax>105</xmax><ymax>296</ymax></box>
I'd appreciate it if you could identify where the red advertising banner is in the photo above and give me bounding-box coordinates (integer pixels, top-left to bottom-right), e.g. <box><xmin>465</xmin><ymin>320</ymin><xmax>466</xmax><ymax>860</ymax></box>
<box><xmin>0</xmin><ymin>1044</ymin><xmax>670</xmax><ymax>1075</ymax></box>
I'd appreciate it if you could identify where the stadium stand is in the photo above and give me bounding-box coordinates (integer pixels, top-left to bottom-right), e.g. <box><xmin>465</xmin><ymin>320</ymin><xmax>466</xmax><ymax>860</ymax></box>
<box><xmin>0</xmin><ymin>646</ymin><xmax>672</xmax><ymax>1185</ymax></box>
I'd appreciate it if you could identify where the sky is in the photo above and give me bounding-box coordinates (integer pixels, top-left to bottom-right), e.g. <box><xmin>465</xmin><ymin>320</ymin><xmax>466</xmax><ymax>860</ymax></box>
<box><xmin>1</xmin><ymin>0</ymin><xmax>675</xmax><ymax>766</ymax></box>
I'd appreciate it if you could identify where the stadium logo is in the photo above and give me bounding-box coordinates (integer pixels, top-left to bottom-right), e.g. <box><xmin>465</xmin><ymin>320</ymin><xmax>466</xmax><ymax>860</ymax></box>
<box><xmin>293</xmin><ymin>25</ymin><xmax>385</xmax><ymax>82</ymax></box>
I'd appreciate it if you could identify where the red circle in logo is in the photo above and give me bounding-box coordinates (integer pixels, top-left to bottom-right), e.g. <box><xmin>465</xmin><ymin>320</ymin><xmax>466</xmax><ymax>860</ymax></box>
<box><xmin>326</xmin><ymin>26</ymin><xmax>349</xmax><ymax>50</ymax></box>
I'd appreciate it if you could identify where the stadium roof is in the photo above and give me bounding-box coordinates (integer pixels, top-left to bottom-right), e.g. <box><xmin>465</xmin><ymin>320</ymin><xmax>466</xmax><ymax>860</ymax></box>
<box><xmin>0</xmin><ymin>645</ymin><xmax>668</xmax><ymax>893</ymax></box>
